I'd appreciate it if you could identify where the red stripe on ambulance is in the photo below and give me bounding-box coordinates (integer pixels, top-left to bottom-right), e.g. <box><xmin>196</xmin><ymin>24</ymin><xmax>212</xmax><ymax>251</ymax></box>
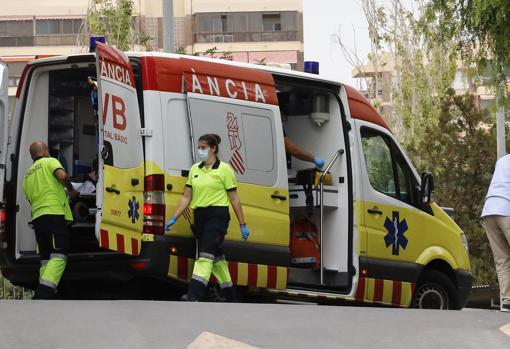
<box><xmin>392</xmin><ymin>280</ymin><xmax>402</xmax><ymax>306</ymax></box>
<box><xmin>116</xmin><ymin>234</ymin><xmax>125</xmax><ymax>253</ymax></box>
<box><xmin>100</xmin><ymin>229</ymin><xmax>109</xmax><ymax>249</ymax></box>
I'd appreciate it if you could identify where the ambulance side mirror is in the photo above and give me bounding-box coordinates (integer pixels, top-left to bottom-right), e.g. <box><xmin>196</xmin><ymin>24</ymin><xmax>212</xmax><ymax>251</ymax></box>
<box><xmin>420</xmin><ymin>172</ymin><xmax>434</xmax><ymax>204</ymax></box>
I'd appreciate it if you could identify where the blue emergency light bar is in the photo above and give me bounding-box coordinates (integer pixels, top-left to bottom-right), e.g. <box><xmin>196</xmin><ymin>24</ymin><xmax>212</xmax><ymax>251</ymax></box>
<box><xmin>89</xmin><ymin>36</ymin><xmax>106</xmax><ymax>52</ymax></box>
<box><xmin>304</xmin><ymin>61</ymin><xmax>320</xmax><ymax>74</ymax></box>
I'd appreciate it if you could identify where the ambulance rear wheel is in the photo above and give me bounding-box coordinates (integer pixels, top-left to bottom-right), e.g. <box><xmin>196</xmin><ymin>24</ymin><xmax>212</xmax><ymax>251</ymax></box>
<box><xmin>412</xmin><ymin>270</ymin><xmax>458</xmax><ymax>310</ymax></box>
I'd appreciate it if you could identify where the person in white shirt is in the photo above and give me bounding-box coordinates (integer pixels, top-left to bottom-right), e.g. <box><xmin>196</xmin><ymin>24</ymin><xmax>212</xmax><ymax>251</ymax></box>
<box><xmin>481</xmin><ymin>154</ymin><xmax>510</xmax><ymax>312</ymax></box>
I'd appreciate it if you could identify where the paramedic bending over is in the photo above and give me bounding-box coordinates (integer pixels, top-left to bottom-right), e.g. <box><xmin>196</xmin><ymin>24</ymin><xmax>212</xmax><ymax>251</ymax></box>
<box><xmin>165</xmin><ymin>134</ymin><xmax>250</xmax><ymax>302</ymax></box>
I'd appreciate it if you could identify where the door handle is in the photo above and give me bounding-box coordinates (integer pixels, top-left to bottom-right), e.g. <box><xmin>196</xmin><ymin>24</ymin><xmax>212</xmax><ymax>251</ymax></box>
<box><xmin>131</xmin><ymin>178</ymin><xmax>139</xmax><ymax>186</ymax></box>
<box><xmin>166</xmin><ymin>183</ymin><xmax>173</xmax><ymax>191</ymax></box>
<box><xmin>367</xmin><ymin>208</ymin><xmax>383</xmax><ymax>215</ymax></box>
<box><xmin>105</xmin><ymin>186</ymin><xmax>120</xmax><ymax>195</ymax></box>
<box><xmin>271</xmin><ymin>194</ymin><xmax>287</xmax><ymax>201</ymax></box>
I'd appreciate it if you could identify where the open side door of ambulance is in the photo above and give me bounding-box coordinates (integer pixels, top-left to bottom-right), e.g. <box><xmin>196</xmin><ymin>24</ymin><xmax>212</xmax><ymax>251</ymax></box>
<box><xmin>0</xmin><ymin>62</ymin><xmax>8</xmax><ymax>205</ymax></box>
<box><xmin>95</xmin><ymin>42</ymin><xmax>144</xmax><ymax>256</ymax></box>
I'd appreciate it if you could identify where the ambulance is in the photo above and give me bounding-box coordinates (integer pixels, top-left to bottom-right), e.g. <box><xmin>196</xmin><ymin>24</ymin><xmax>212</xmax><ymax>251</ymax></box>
<box><xmin>0</xmin><ymin>42</ymin><xmax>472</xmax><ymax>308</ymax></box>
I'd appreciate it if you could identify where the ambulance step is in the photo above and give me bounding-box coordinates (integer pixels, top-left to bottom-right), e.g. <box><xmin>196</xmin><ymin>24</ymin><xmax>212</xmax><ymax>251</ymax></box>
<box><xmin>288</xmin><ymin>267</ymin><xmax>349</xmax><ymax>288</ymax></box>
<box><xmin>265</xmin><ymin>287</ymin><xmax>351</xmax><ymax>301</ymax></box>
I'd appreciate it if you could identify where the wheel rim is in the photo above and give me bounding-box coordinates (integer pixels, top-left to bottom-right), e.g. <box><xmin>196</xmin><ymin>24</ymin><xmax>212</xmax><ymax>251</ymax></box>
<box><xmin>415</xmin><ymin>285</ymin><xmax>448</xmax><ymax>309</ymax></box>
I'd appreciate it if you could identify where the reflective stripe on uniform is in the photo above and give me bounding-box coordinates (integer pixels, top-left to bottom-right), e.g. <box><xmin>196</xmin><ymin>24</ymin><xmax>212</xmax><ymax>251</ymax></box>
<box><xmin>50</xmin><ymin>253</ymin><xmax>67</xmax><ymax>261</ymax></box>
<box><xmin>39</xmin><ymin>279</ymin><xmax>57</xmax><ymax>290</ymax></box>
<box><xmin>219</xmin><ymin>281</ymin><xmax>233</xmax><ymax>289</ymax></box>
<box><xmin>212</xmin><ymin>259</ymin><xmax>232</xmax><ymax>286</ymax></box>
<box><xmin>191</xmin><ymin>274</ymin><xmax>209</xmax><ymax>286</ymax></box>
<box><xmin>199</xmin><ymin>252</ymin><xmax>216</xmax><ymax>261</ymax></box>
<box><xmin>214</xmin><ymin>254</ymin><xmax>226</xmax><ymax>262</ymax></box>
<box><xmin>191</xmin><ymin>257</ymin><xmax>214</xmax><ymax>286</ymax></box>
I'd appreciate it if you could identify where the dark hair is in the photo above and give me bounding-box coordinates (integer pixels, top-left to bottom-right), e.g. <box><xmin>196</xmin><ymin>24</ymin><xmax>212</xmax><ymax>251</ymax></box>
<box><xmin>198</xmin><ymin>134</ymin><xmax>221</xmax><ymax>154</ymax></box>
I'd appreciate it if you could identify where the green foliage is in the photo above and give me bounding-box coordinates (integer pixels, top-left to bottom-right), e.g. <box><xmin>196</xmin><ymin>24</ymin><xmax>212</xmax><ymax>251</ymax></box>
<box><xmin>428</xmin><ymin>0</ymin><xmax>510</xmax><ymax>85</ymax></box>
<box><xmin>418</xmin><ymin>89</ymin><xmax>498</xmax><ymax>284</ymax></box>
<box><xmin>87</xmin><ymin>0</ymin><xmax>151</xmax><ymax>51</ymax></box>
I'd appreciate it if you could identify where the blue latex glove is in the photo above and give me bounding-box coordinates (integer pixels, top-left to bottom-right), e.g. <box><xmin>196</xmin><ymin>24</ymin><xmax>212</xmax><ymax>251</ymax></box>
<box><xmin>165</xmin><ymin>215</ymin><xmax>177</xmax><ymax>231</ymax></box>
<box><xmin>313</xmin><ymin>156</ymin><xmax>325</xmax><ymax>168</ymax></box>
<box><xmin>240</xmin><ymin>224</ymin><xmax>250</xmax><ymax>241</ymax></box>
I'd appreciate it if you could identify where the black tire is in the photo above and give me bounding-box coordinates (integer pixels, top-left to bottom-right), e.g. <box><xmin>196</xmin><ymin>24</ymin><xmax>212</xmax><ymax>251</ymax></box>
<box><xmin>412</xmin><ymin>270</ymin><xmax>459</xmax><ymax>310</ymax></box>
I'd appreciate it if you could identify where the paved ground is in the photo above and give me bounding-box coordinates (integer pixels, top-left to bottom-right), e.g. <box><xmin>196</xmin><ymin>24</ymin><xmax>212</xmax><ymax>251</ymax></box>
<box><xmin>0</xmin><ymin>300</ymin><xmax>508</xmax><ymax>349</ymax></box>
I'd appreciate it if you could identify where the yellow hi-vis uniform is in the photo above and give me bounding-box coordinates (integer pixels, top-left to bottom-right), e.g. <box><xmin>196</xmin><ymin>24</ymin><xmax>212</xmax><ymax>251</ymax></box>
<box><xmin>184</xmin><ymin>159</ymin><xmax>237</xmax><ymax>300</ymax></box>
<box><xmin>23</xmin><ymin>157</ymin><xmax>71</xmax><ymax>298</ymax></box>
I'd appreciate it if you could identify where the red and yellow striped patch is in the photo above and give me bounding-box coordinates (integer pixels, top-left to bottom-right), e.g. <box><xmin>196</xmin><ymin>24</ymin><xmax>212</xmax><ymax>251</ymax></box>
<box><xmin>99</xmin><ymin>229</ymin><xmax>141</xmax><ymax>256</ymax></box>
<box><xmin>167</xmin><ymin>255</ymin><xmax>288</xmax><ymax>289</ymax></box>
<box><xmin>355</xmin><ymin>277</ymin><xmax>415</xmax><ymax>307</ymax></box>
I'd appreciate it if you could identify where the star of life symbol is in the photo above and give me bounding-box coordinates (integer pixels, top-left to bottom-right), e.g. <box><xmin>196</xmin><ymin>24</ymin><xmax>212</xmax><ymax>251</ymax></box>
<box><xmin>384</xmin><ymin>211</ymin><xmax>408</xmax><ymax>255</ymax></box>
<box><xmin>128</xmin><ymin>196</ymin><xmax>140</xmax><ymax>224</ymax></box>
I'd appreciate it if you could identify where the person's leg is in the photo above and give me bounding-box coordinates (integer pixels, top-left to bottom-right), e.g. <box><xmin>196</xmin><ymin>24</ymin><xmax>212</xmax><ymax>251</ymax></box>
<box><xmin>482</xmin><ymin>215</ymin><xmax>510</xmax><ymax>310</ymax></box>
<box><xmin>36</xmin><ymin>215</ymin><xmax>69</xmax><ymax>299</ymax></box>
<box><xmin>32</xmin><ymin>216</ymin><xmax>55</xmax><ymax>299</ymax></box>
<box><xmin>209</xmin><ymin>208</ymin><xmax>236</xmax><ymax>301</ymax></box>
<box><xmin>184</xmin><ymin>208</ymin><xmax>231</xmax><ymax>301</ymax></box>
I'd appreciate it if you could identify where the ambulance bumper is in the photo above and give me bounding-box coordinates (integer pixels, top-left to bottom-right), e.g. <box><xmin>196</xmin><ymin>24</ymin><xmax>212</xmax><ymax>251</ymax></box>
<box><xmin>455</xmin><ymin>269</ymin><xmax>473</xmax><ymax>308</ymax></box>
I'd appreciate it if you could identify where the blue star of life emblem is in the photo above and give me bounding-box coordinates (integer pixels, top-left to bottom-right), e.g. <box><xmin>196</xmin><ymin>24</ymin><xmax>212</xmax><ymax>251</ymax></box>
<box><xmin>127</xmin><ymin>196</ymin><xmax>140</xmax><ymax>224</ymax></box>
<box><xmin>384</xmin><ymin>211</ymin><xmax>408</xmax><ymax>255</ymax></box>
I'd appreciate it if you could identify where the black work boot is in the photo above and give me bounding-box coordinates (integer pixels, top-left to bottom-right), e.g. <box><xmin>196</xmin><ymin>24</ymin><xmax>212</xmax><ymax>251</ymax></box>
<box><xmin>221</xmin><ymin>286</ymin><xmax>238</xmax><ymax>302</ymax></box>
<box><xmin>33</xmin><ymin>284</ymin><xmax>57</xmax><ymax>300</ymax></box>
<box><xmin>182</xmin><ymin>278</ymin><xmax>207</xmax><ymax>302</ymax></box>
<box><xmin>180</xmin><ymin>294</ymin><xmax>198</xmax><ymax>302</ymax></box>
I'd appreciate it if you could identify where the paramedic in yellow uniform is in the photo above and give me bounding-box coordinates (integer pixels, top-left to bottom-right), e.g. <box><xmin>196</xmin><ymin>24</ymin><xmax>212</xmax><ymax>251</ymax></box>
<box><xmin>22</xmin><ymin>141</ymin><xmax>78</xmax><ymax>299</ymax></box>
<box><xmin>165</xmin><ymin>134</ymin><xmax>249</xmax><ymax>302</ymax></box>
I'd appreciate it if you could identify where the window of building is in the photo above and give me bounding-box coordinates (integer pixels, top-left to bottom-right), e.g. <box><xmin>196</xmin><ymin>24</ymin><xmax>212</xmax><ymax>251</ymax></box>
<box><xmin>62</xmin><ymin>19</ymin><xmax>83</xmax><ymax>34</ymax></box>
<box><xmin>262</xmin><ymin>14</ymin><xmax>281</xmax><ymax>32</ymax></box>
<box><xmin>36</xmin><ymin>19</ymin><xmax>61</xmax><ymax>35</ymax></box>
<box><xmin>0</xmin><ymin>20</ymin><xmax>33</xmax><ymax>36</ymax></box>
<box><xmin>194</xmin><ymin>11</ymin><xmax>298</xmax><ymax>44</ymax></box>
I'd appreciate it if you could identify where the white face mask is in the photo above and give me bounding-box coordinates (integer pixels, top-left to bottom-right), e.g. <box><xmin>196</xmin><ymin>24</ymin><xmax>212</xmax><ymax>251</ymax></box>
<box><xmin>197</xmin><ymin>148</ymin><xmax>210</xmax><ymax>162</ymax></box>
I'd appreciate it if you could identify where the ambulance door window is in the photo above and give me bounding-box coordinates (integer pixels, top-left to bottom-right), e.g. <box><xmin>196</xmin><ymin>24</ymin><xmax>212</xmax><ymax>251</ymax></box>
<box><xmin>361</xmin><ymin>131</ymin><xmax>396</xmax><ymax>198</ymax></box>
<box><xmin>187</xmin><ymin>96</ymin><xmax>278</xmax><ymax>186</ymax></box>
<box><xmin>361</xmin><ymin>127</ymin><xmax>416</xmax><ymax>205</ymax></box>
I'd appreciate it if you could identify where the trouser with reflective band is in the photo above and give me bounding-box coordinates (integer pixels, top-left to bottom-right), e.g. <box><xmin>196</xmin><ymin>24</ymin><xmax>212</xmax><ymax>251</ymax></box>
<box><xmin>482</xmin><ymin>215</ymin><xmax>510</xmax><ymax>305</ymax></box>
<box><xmin>32</xmin><ymin>214</ymin><xmax>70</xmax><ymax>299</ymax></box>
<box><xmin>187</xmin><ymin>206</ymin><xmax>235</xmax><ymax>301</ymax></box>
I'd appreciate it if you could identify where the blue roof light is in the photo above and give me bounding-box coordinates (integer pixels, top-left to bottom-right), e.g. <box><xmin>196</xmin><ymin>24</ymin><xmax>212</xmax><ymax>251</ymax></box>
<box><xmin>89</xmin><ymin>36</ymin><xmax>106</xmax><ymax>52</ymax></box>
<box><xmin>304</xmin><ymin>61</ymin><xmax>319</xmax><ymax>74</ymax></box>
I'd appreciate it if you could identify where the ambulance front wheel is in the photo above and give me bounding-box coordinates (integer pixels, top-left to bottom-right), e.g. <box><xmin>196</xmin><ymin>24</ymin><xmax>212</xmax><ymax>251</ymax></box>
<box><xmin>412</xmin><ymin>270</ymin><xmax>459</xmax><ymax>310</ymax></box>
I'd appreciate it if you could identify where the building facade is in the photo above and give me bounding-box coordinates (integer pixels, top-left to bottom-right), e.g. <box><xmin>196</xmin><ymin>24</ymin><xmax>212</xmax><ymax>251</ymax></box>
<box><xmin>0</xmin><ymin>0</ymin><xmax>303</xmax><ymax>111</ymax></box>
<box><xmin>352</xmin><ymin>53</ymin><xmax>497</xmax><ymax>122</ymax></box>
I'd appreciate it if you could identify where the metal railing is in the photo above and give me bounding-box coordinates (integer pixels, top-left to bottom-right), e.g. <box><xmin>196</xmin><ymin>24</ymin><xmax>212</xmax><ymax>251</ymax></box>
<box><xmin>0</xmin><ymin>276</ymin><xmax>33</xmax><ymax>300</ymax></box>
<box><xmin>319</xmin><ymin>149</ymin><xmax>344</xmax><ymax>285</ymax></box>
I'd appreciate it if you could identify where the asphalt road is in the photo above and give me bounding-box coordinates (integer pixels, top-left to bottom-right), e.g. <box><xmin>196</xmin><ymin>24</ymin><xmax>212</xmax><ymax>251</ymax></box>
<box><xmin>0</xmin><ymin>300</ymin><xmax>508</xmax><ymax>349</ymax></box>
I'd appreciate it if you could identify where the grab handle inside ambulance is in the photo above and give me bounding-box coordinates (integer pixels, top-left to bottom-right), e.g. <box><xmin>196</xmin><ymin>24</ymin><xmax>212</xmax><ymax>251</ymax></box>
<box><xmin>319</xmin><ymin>148</ymin><xmax>344</xmax><ymax>285</ymax></box>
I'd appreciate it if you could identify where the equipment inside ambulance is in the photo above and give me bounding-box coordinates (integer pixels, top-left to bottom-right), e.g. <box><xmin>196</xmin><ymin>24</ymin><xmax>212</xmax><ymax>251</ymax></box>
<box><xmin>0</xmin><ymin>45</ymin><xmax>471</xmax><ymax>308</ymax></box>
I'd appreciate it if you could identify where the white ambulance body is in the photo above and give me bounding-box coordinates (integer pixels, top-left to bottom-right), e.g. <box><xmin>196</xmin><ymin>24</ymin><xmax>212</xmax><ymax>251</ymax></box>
<box><xmin>0</xmin><ymin>43</ymin><xmax>471</xmax><ymax>308</ymax></box>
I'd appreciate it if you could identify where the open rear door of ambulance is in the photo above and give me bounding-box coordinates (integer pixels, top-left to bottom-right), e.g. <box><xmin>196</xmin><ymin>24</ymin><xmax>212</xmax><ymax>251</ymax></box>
<box><xmin>0</xmin><ymin>62</ymin><xmax>8</xmax><ymax>205</ymax></box>
<box><xmin>94</xmin><ymin>42</ymin><xmax>144</xmax><ymax>256</ymax></box>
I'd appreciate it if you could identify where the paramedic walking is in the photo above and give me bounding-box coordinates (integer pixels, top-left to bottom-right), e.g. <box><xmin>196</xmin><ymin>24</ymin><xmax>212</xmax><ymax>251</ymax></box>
<box><xmin>481</xmin><ymin>154</ymin><xmax>510</xmax><ymax>312</ymax></box>
<box><xmin>23</xmin><ymin>141</ymin><xmax>78</xmax><ymax>299</ymax></box>
<box><xmin>165</xmin><ymin>134</ymin><xmax>249</xmax><ymax>302</ymax></box>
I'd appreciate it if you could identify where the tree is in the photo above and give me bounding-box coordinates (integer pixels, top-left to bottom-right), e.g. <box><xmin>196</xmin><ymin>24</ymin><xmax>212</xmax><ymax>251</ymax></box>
<box><xmin>420</xmin><ymin>89</ymin><xmax>498</xmax><ymax>284</ymax></box>
<box><xmin>428</xmin><ymin>0</ymin><xmax>510</xmax><ymax>83</ymax></box>
<box><xmin>85</xmin><ymin>0</ymin><xmax>153</xmax><ymax>51</ymax></box>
